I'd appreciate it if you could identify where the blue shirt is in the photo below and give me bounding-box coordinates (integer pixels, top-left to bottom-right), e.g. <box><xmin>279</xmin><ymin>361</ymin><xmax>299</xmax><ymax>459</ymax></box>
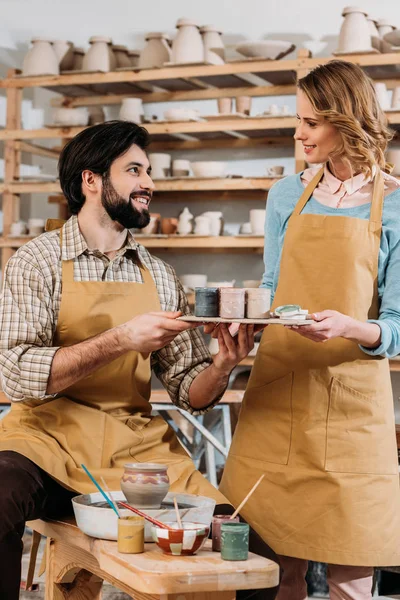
<box><xmin>261</xmin><ymin>173</ymin><xmax>400</xmax><ymax>358</ymax></box>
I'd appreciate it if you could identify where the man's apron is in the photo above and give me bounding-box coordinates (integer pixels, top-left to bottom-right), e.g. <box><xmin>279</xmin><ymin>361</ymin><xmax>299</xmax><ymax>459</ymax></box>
<box><xmin>0</xmin><ymin>222</ymin><xmax>226</xmax><ymax>504</ymax></box>
<box><xmin>220</xmin><ymin>167</ymin><xmax>400</xmax><ymax>566</ymax></box>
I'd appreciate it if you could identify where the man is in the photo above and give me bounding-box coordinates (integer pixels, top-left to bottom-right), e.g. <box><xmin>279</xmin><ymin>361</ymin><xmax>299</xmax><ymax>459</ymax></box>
<box><xmin>0</xmin><ymin>121</ymin><xmax>276</xmax><ymax>598</ymax></box>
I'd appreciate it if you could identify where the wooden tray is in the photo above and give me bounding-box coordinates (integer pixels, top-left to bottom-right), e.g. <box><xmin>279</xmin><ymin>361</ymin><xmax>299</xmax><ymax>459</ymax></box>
<box><xmin>177</xmin><ymin>316</ymin><xmax>313</xmax><ymax>325</ymax></box>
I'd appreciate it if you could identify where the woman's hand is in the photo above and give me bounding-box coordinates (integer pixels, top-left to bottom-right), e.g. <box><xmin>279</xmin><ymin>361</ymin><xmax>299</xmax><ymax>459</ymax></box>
<box><xmin>286</xmin><ymin>310</ymin><xmax>352</xmax><ymax>343</ymax></box>
<box><xmin>212</xmin><ymin>323</ymin><xmax>256</xmax><ymax>374</ymax></box>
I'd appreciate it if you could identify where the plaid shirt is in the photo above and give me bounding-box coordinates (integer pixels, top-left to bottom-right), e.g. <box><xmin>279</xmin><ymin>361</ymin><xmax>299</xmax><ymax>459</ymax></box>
<box><xmin>0</xmin><ymin>216</ymin><xmax>213</xmax><ymax>414</ymax></box>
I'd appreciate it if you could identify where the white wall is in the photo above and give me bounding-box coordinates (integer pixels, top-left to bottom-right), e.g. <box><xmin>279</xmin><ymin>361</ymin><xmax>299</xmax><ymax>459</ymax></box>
<box><xmin>1</xmin><ymin>0</ymin><xmax>400</xmax><ymax>412</ymax></box>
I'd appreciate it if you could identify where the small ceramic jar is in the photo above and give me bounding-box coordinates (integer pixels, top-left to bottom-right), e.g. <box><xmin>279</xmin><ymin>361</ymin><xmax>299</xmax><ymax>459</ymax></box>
<box><xmin>246</xmin><ymin>288</ymin><xmax>271</xmax><ymax>319</ymax></box>
<box><xmin>337</xmin><ymin>7</ymin><xmax>371</xmax><ymax>53</ymax></box>
<box><xmin>53</xmin><ymin>107</ymin><xmax>89</xmax><ymax>127</ymax></box>
<box><xmin>221</xmin><ymin>522</ymin><xmax>250</xmax><ymax>561</ymax></box>
<box><xmin>367</xmin><ymin>17</ymin><xmax>381</xmax><ymax>52</ymax></box>
<box><xmin>139</xmin><ymin>32</ymin><xmax>171</xmax><ymax>68</ymax></box>
<box><xmin>200</xmin><ymin>25</ymin><xmax>225</xmax><ymax>64</ymax></box>
<box><xmin>219</xmin><ymin>288</ymin><xmax>246</xmax><ymax>319</ymax></box>
<box><xmin>118</xmin><ymin>516</ymin><xmax>145</xmax><ymax>554</ymax></box>
<box><xmin>194</xmin><ymin>215</ymin><xmax>211</xmax><ymax>235</ymax></box>
<box><xmin>161</xmin><ymin>217</ymin><xmax>178</xmax><ymax>234</ymax></box>
<box><xmin>120</xmin><ymin>463</ymin><xmax>170</xmax><ymax>509</ymax></box>
<box><xmin>148</xmin><ymin>153</ymin><xmax>171</xmax><ymax>179</ymax></box>
<box><xmin>22</xmin><ymin>38</ymin><xmax>59</xmax><ymax>76</ymax></box>
<box><xmin>28</xmin><ymin>218</ymin><xmax>45</xmax><ymax>237</ymax></box>
<box><xmin>249</xmin><ymin>209</ymin><xmax>266</xmax><ymax>235</ymax></box>
<box><xmin>53</xmin><ymin>40</ymin><xmax>75</xmax><ymax>71</ymax></box>
<box><xmin>172</xmin><ymin>159</ymin><xmax>191</xmax><ymax>177</ymax></box>
<box><xmin>212</xmin><ymin>515</ymin><xmax>239</xmax><ymax>552</ymax></box>
<box><xmin>171</xmin><ymin>19</ymin><xmax>204</xmax><ymax>64</ymax></box>
<box><xmin>128</xmin><ymin>49</ymin><xmax>141</xmax><ymax>67</ymax></box>
<box><xmin>112</xmin><ymin>45</ymin><xmax>131</xmax><ymax>68</ymax></box>
<box><xmin>119</xmin><ymin>98</ymin><xmax>144</xmax><ymax>124</ymax></box>
<box><xmin>82</xmin><ymin>36</ymin><xmax>115</xmax><ymax>72</ymax></box>
<box><xmin>236</xmin><ymin>96</ymin><xmax>251</xmax><ymax>115</ymax></box>
<box><xmin>177</xmin><ymin>207</ymin><xmax>193</xmax><ymax>234</ymax></box>
<box><xmin>195</xmin><ymin>287</ymin><xmax>219</xmax><ymax>317</ymax></box>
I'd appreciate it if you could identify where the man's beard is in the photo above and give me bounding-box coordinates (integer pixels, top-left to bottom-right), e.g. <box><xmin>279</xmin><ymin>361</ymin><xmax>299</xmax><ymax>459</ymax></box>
<box><xmin>101</xmin><ymin>173</ymin><xmax>151</xmax><ymax>230</ymax></box>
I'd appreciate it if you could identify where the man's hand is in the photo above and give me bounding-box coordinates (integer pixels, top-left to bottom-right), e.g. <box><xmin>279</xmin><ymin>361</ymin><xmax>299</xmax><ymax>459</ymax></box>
<box><xmin>212</xmin><ymin>323</ymin><xmax>256</xmax><ymax>374</ymax></box>
<box><xmin>117</xmin><ymin>311</ymin><xmax>199</xmax><ymax>353</ymax></box>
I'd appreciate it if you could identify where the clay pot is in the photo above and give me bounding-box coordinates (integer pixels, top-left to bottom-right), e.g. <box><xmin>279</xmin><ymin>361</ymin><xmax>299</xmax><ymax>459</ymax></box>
<box><xmin>171</xmin><ymin>19</ymin><xmax>204</xmax><ymax>64</ymax></box>
<box><xmin>161</xmin><ymin>217</ymin><xmax>178</xmax><ymax>234</ymax></box>
<box><xmin>337</xmin><ymin>7</ymin><xmax>371</xmax><ymax>53</ymax></box>
<box><xmin>22</xmin><ymin>38</ymin><xmax>59</xmax><ymax>76</ymax></box>
<box><xmin>367</xmin><ymin>17</ymin><xmax>381</xmax><ymax>52</ymax></box>
<box><xmin>200</xmin><ymin>25</ymin><xmax>225</xmax><ymax>64</ymax></box>
<box><xmin>53</xmin><ymin>40</ymin><xmax>75</xmax><ymax>71</ymax></box>
<box><xmin>139</xmin><ymin>32</ymin><xmax>171</xmax><ymax>68</ymax></box>
<box><xmin>128</xmin><ymin>50</ymin><xmax>141</xmax><ymax>67</ymax></box>
<box><xmin>218</xmin><ymin>97</ymin><xmax>232</xmax><ymax>114</ymax></box>
<box><xmin>148</xmin><ymin>153</ymin><xmax>171</xmax><ymax>179</ymax></box>
<box><xmin>172</xmin><ymin>159</ymin><xmax>191</xmax><ymax>177</ymax></box>
<box><xmin>72</xmin><ymin>47</ymin><xmax>85</xmax><ymax>70</ymax></box>
<box><xmin>119</xmin><ymin>98</ymin><xmax>144</xmax><ymax>124</ymax></box>
<box><xmin>120</xmin><ymin>463</ymin><xmax>170</xmax><ymax>509</ymax></box>
<box><xmin>82</xmin><ymin>36</ymin><xmax>115</xmax><ymax>72</ymax></box>
<box><xmin>235</xmin><ymin>96</ymin><xmax>251</xmax><ymax>115</ymax></box>
<box><xmin>113</xmin><ymin>45</ymin><xmax>131</xmax><ymax>68</ymax></box>
<box><xmin>377</xmin><ymin>20</ymin><xmax>396</xmax><ymax>52</ymax></box>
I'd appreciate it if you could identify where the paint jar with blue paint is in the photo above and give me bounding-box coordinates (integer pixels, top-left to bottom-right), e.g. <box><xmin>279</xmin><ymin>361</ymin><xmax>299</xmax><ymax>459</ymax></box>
<box><xmin>194</xmin><ymin>287</ymin><xmax>219</xmax><ymax>317</ymax></box>
<box><xmin>220</xmin><ymin>521</ymin><xmax>250</xmax><ymax>561</ymax></box>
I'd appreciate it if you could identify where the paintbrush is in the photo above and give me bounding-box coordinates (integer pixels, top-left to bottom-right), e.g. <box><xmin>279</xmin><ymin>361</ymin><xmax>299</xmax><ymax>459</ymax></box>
<box><xmin>100</xmin><ymin>476</ymin><xmax>122</xmax><ymax>518</ymax></box>
<box><xmin>173</xmin><ymin>496</ymin><xmax>183</xmax><ymax>528</ymax></box>
<box><xmin>81</xmin><ymin>463</ymin><xmax>119</xmax><ymax>518</ymax></box>
<box><xmin>230</xmin><ymin>474</ymin><xmax>265</xmax><ymax>520</ymax></box>
<box><xmin>118</xmin><ymin>501</ymin><xmax>172</xmax><ymax>530</ymax></box>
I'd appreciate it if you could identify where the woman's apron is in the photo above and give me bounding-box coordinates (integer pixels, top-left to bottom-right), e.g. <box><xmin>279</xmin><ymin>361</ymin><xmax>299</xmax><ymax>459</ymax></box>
<box><xmin>220</xmin><ymin>167</ymin><xmax>400</xmax><ymax>566</ymax></box>
<box><xmin>0</xmin><ymin>221</ymin><xmax>226</xmax><ymax>504</ymax></box>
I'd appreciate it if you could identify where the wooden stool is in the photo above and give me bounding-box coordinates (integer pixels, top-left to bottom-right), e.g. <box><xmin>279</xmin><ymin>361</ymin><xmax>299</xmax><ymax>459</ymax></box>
<box><xmin>27</xmin><ymin>517</ymin><xmax>279</xmax><ymax>599</ymax></box>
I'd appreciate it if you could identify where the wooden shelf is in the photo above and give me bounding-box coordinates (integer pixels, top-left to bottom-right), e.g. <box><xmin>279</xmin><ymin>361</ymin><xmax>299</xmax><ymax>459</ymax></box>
<box><xmin>0</xmin><ymin>234</ymin><xmax>264</xmax><ymax>252</ymax></box>
<box><xmin>1</xmin><ymin>176</ymin><xmax>279</xmax><ymax>196</ymax></box>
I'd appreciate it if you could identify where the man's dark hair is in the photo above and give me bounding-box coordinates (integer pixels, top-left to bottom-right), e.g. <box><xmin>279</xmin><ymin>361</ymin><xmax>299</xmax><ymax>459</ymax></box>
<box><xmin>58</xmin><ymin>120</ymin><xmax>150</xmax><ymax>214</ymax></box>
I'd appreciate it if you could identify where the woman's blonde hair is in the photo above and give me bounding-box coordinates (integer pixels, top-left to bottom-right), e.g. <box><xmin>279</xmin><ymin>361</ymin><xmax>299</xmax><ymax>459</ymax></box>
<box><xmin>297</xmin><ymin>60</ymin><xmax>393</xmax><ymax>178</ymax></box>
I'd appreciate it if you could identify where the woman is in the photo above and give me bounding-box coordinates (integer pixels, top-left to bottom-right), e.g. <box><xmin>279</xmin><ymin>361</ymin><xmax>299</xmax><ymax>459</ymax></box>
<box><xmin>220</xmin><ymin>60</ymin><xmax>400</xmax><ymax>599</ymax></box>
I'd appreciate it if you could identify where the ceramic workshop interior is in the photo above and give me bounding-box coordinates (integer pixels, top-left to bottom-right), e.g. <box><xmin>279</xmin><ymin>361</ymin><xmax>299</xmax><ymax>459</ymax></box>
<box><xmin>2</xmin><ymin>0</ymin><xmax>400</xmax><ymax>597</ymax></box>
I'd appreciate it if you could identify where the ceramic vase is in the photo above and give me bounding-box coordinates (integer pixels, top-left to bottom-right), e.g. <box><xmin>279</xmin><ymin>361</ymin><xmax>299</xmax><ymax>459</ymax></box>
<box><xmin>377</xmin><ymin>20</ymin><xmax>396</xmax><ymax>52</ymax></box>
<box><xmin>82</xmin><ymin>36</ymin><xmax>115</xmax><ymax>72</ymax></box>
<box><xmin>201</xmin><ymin>211</ymin><xmax>223</xmax><ymax>236</ymax></box>
<box><xmin>22</xmin><ymin>38</ymin><xmax>59</xmax><ymax>76</ymax></box>
<box><xmin>200</xmin><ymin>25</ymin><xmax>225</xmax><ymax>64</ymax></box>
<box><xmin>336</xmin><ymin>7</ymin><xmax>372</xmax><ymax>53</ymax></box>
<box><xmin>119</xmin><ymin>98</ymin><xmax>144</xmax><ymax>123</ymax></box>
<box><xmin>367</xmin><ymin>17</ymin><xmax>381</xmax><ymax>51</ymax></box>
<box><xmin>194</xmin><ymin>215</ymin><xmax>211</xmax><ymax>235</ymax></box>
<box><xmin>177</xmin><ymin>207</ymin><xmax>193</xmax><ymax>234</ymax></box>
<box><xmin>72</xmin><ymin>47</ymin><xmax>85</xmax><ymax>70</ymax></box>
<box><xmin>120</xmin><ymin>463</ymin><xmax>170</xmax><ymax>509</ymax></box>
<box><xmin>139</xmin><ymin>32</ymin><xmax>171</xmax><ymax>68</ymax></box>
<box><xmin>374</xmin><ymin>82</ymin><xmax>390</xmax><ymax>110</ymax></box>
<box><xmin>53</xmin><ymin>40</ymin><xmax>75</xmax><ymax>70</ymax></box>
<box><xmin>161</xmin><ymin>217</ymin><xmax>178</xmax><ymax>234</ymax></box>
<box><xmin>112</xmin><ymin>45</ymin><xmax>131</xmax><ymax>68</ymax></box>
<box><xmin>148</xmin><ymin>153</ymin><xmax>171</xmax><ymax>179</ymax></box>
<box><xmin>171</xmin><ymin>19</ymin><xmax>204</xmax><ymax>64</ymax></box>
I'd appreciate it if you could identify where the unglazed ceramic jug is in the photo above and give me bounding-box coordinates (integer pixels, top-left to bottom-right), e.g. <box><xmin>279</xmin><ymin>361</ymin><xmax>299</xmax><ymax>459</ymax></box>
<box><xmin>22</xmin><ymin>39</ymin><xmax>59</xmax><ymax>76</ymax></box>
<box><xmin>139</xmin><ymin>32</ymin><xmax>171</xmax><ymax>68</ymax></box>
<box><xmin>82</xmin><ymin>36</ymin><xmax>116</xmax><ymax>72</ymax></box>
<box><xmin>120</xmin><ymin>463</ymin><xmax>170</xmax><ymax>509</ymax></box>
<box><xmin>53</xmin><ymin>40</ymin><xmax>75</xmax><ymax>71</ymax></box>
<box><xmin>177</xmin><ymin>207</ymin><xmax>193</xmax><ymax>234</ymax></box>
<box><xmin>200</xmin><ymin>25</ymin><xmax>225</xmax><ymax>64</ymax></box>
<box><xmin>336</xmin><ymin>6</ymin><xmax>371</xmax><ymax>53</ymax></box>
<box><xmin>171</xmin><ymin>19</ymin><xmax>204</xmax><ymax>64</ymax></box>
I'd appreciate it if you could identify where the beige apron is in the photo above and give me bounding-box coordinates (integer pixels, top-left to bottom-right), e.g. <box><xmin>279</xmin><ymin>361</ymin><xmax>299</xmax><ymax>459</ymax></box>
<box><xmin>220</xmin><ymin>167</ymin><xmax>400</xmax><ymax>566</ymax></box>
<box><xmin>0</xmin><ymin>221</ymin><xmax>226</xmax><ymax>504</ymax></box>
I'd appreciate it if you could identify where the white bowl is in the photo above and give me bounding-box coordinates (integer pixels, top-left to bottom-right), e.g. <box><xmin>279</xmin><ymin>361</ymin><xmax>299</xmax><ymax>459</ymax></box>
<box><xmin>53</xmin><ymin>107</ymin><xmax>89</xmax><ymax>127</ymax></box>
<box><xmin>180</xmin><ymin>274</ymin><xmax>208</xmax><ymax>290</ymax></box>
<box><xmin>235</xmin><ymin>40</ymin><xmax>295</xmax><ymax>60</ymax></box>
<box><xmin>191</xmin><ymin>161</ymin><xmax>226</xmax><ymax>178</ymax></box>
<box><xmin>164</xmin><ymin>108</ymin><xmax>200</xmax><ymax>121</ymax></box>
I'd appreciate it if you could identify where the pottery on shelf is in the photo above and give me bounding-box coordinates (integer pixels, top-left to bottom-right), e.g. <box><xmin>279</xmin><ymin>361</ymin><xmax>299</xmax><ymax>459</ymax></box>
<box><xmin>267</xmin><ymin>165</ymin><xmax>285</xmax><ymax>177</ymax></box>
<box><xmin>72</xmin><ymin>47</ymin><xmax>85</xmax><ymax>70</ymax></box>
<box><xmin>191</xmin><ymin>161</ymin><xmax>226</xmax><ymax>178</ymax></box>
<box><xmin>161</xmin><ymin>217</ymin><xmax>178</xmax><ymax>235</ymax></box>
<box><xmin>235</xmin><ymin>95</ymin><xmax>251</xmax><ymax>115</ymax></box>
<box><xmin>139</xmin><ymin>32</ymin><xmax>171</xmax><ymax>68</ymax></box>
<box><xmin>201</xmin><ymin>211</ymin><xmax>223</xmax><ymax>236</ymax></box>
<box><xmin>378</xmin><ymin>20</ymin><xmax>397</xmax><ymax>52</ymax></box>
<box><xmin>235</xmin><ymin>40</ymin><xmax>295</xmax><ymax>60</ymax></box>
<box><xmin>249</xmin><ymin>209</ymin><xmax>266</xmax><ymax>235</ymax></box>
<box><xmin>392</xmin><ymin>86</ymin><xmax>400</xmax><ymax>109</ymax></box>
<box><xmin>128</xmin><ymin>49</ymin><xmax>141</xmax><ymax>67</ymax></box>
<box><xmin>171</xmin><ymin>18</ymin><xmax>204</xmax><ymax>64</ymax></box>
<box><xmin>88</xmin><ymin>106</ymin><xmax>106</xmax><ymax>125</ymax></box>
<box><xmin>22</xmin><ymin>38</ymin><xmax>59</xmax><ymax>76</ymax></box>
<box><xmin>141</xmin><ymin>213</ymin><xmax>160</xmax><ymax>235</ymax></box>
<box><xmin>218</xmin><ymin>97</ymin><xmax>233</xmax><ymax>114</ymax></box>
<box><xmin>119</xmin><ymin>98</ymin><xmax>144</xmax><ymax>124</ymax></box>
<box><xmin>374</xmin><ymin>82</ymin><xmax>390</xmax><ymax>110</ymax></box>
<box><xmin>194</xmin><ymin>215</ymin><xmax>211</xmax><ymax>235</ymax></box>
<box><xmin>53</xmin><ymin>107</ymin><xmax>89</xmax><ymax>127</ymax></box>
<box><xmin>177</xmin><ymin>207</ymin><xmax>193</xmax><ymax>234</ymax></box>
<box><xmin>200</xmin><ymin>25</ymin><xmax>225</xmax><ymax>64</ymax></box>
<box><xmin>148</xmin><ymin>153</ymin><xmax>171</xmax><ymax>179</ymax></box>
<box><xmin>163</xmin><ymin>107</ymin><xmax>199</xmax><ymax>121</ymax></box>
<box><xmin>367</xmin><ymin>17</ymin><xmax>381</xmax><ymax>52</ymax></box>
<box><xmin>180</xmin><ymin>273</ymin><xmax>208</xmax><ymax>290</ymax></box>
<box><xmin>386</xmin><ymin>149</ymin><xmax>400</xmax><ymax>176</ymax></box>
<box><xmin>336</xmin><ymin>7</ymin><xmax>373</xmax><ymax>54</ymax></box>
<box><xmin>172</xmin><ymin>159</ymin><xmax>191</xmax><ymax>177</ymax></box>
<box><xmin>82</xmin><ymin>36</ymin><xmax>115</xmax><ymax>72</ymax></box>
<box><xmin>112</xmin><ymin>45</ymin><xmax>131</xmax><ymax>68</ymax></box>
<box><xmin>120</xmin><ymin>463</ymin><xmax>170</xmax><ymax>509</ymax></box>
<box><xmin>53</xmin><ymin>40</ymin><xmax>75</xmax><ymax>71</ymax></box>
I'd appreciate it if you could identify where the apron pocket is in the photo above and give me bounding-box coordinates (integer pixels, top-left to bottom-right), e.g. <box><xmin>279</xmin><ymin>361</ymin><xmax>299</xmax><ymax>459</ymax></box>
<box><xmin>234</xmin><ymin>372</ymin><xmax>293</xmax><ymax>465</ymax></box>
<box><xmin>325</xmin><ymin>377</ymin><xmax>397</xmax><ymax>475</ymax></box>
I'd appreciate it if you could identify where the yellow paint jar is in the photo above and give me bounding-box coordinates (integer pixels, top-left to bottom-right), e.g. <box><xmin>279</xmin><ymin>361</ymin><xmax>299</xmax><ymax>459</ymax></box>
<box><xmin>118</xmin><ymin>516</ymin><xmax>145</xmax><ymax>554</ymax></box>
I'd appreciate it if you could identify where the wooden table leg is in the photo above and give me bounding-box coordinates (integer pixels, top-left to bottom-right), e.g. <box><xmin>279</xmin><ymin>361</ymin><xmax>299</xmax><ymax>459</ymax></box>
<box><xmin>45</xmin><ymin>538</ymin><xmax>103</xmax><ymax>600</ymax></box>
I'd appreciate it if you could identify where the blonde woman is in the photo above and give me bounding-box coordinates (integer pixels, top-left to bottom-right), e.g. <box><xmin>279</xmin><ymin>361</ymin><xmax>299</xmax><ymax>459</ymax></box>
<box><xmin>220</xmin><ymin>61</ymin><xmax>400</xmax><ymax>599</ymax></box>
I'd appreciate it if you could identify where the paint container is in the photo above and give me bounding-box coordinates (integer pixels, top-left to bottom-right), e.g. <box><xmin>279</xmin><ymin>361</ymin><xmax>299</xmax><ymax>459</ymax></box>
<box><xmin>195</xmin><ymin>287</ymin><xmax>219</xmax><ymax>317</ymax></box>
<box><xmin>219</xmin><ymin>288</ymin><xmax>246</xmax><ymax>319</ymax></box>
<box><xmin>212</xmin><ymin>514</ymin><xmax>240</xmax><ymax>552</ymax></box>
<box><xmin>118</xmin><ymin>516</ymin><xmax>145</xmax><ymax>554</ymax></box>
<box><xmin>245</xmin><ymin>288</ymin><xmax>271</xmax><ymax>319</ymax></box>
<box><xmin>220</xmin><ymin>521</ymin><xmax>250</xmax><ymax>561</ymax></box>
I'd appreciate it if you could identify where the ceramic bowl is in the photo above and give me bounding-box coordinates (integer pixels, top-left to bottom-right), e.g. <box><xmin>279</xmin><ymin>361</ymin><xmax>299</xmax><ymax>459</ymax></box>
<box><xmin>235</xmin><ymin>40</ymin><xmax>295</xmax><ymax>60</ymax></box>
<box><xmin>151</xmin><ymin>521</ymin><xmax>210</xmax><ymax>555</ymax></box>
<box><xmin>164</xmin><ymin>108</ymin><xmax>200</xmax><ymax>121</ymax></box>
<box><xmin>191</xmin><ymin>161</ymin><xmax>226</xmax><ymax>178</ymax></box>
<box><xmin>53</xmin><ymin>107</ymin><xmax>89</xmax><ymax>127</ymax></box>
<box><xmin>180</xmin><ymin>274</ymin><xmax>208</xmax><ymax>290</ymax></box>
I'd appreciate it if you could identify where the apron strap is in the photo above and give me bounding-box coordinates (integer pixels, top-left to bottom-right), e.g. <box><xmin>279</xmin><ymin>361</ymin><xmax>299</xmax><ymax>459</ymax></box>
<box><xmin>369</xmin><ymin>168</ymin><xmax>385</xmax><ymax>227</ymax></box>
<box><xmin>292</xmin><ymin>167</ymin><xmax>325</xmax><ymax>216</ymax></box>
<box><xmin>45</xmin><ymin>218</ymin><xmax>66</xmax><ymax>232</ymax></box>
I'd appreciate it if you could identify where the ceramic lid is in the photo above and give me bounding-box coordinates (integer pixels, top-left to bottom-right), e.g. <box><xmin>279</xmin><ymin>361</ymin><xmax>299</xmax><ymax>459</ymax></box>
<box><xmin>89</xmin><ymin>36</ymin><xmax>112</xmax><ymax>44</ymax></box>
<box><xmin>145</xmin><ymin>32</ymin><xmax>170</xmax><ymax>40</ymax></box>
<box><xmin>200</xmin><ymin>25</ymin><xmax>222</xmax><ymax>34</ymax></box>
<box><xmin>176</xmin><ymin>18</ymin><xmax>200</xmax><ymax>29</ymax></box>
<box><xmin>341</xmin><ymin>6</ymin><xmax>368</xmax><ymax>16</ymax></box>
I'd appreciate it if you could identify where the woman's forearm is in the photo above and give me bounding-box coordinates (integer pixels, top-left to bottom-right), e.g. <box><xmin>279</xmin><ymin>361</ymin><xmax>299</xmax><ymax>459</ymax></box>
<box><xmin>344</xmin><ymin>318</ymin><xmax>382</xmax><ymax>349</ymax></box>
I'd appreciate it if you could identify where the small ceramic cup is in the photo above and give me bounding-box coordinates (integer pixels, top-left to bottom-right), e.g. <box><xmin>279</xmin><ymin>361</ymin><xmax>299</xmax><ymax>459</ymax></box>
<box><xmin>172</xmin><ymin>159</ymin><xmax>191</xmax><ymax>177</ymax></box>
<box><xmin>28</xmin><ymin>218</ymin><xmax>45</xmax><ymax>236</ymax></box>
<box><xmin>212</xmin><ymin>515</ymin><xmax>240</xmax><ymax>552</ymax></box>
<box><xmin>219</xmin><ymin>287</ymin><xmax>246</xmax><ymax>319</ymax></box>
<box><xmin>268</xmin><ymin>104</ymin><xmax>280</xmax><ymax>116</ymax></box>
<box><xmin>267</xmin><ymin>165</ymin><xmax>284</xmax><ymax>177</ymax></box>
<box><xmin>235</xmin><ymin>96</ymin><xmax>251</xmax><ymax>115</ymax></box>
<box><xmin>249</xmin><ymin>209</ymin><xmax>266</xmax><ymax>235</ymax></box>
<box><xmin>10</xmin><ymin>221</ymin><xmax>28</xmax><ymax>236</ymax></box>
<box><xmin>218</xmin><ymin>97</ymin><xmax>233</xmax><ymax>114</ymax></box>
